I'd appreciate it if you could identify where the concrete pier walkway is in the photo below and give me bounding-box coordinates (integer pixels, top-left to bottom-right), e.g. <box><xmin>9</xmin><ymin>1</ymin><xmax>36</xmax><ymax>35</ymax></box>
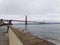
<box><xmin>0</xmin><ymin>30</ymin><xmax>8</xmax><ymax>45</ymax></box>
<box><xmin>9</xmin><ymin>26</ymin><xmax>56</xmax><ymax>45</ymax></box>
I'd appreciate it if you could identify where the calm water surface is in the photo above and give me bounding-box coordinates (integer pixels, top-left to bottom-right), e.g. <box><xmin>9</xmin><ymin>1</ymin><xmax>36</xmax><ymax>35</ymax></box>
<box><xmin>13</xmin><ymin>24</ymin><xmax>60</xmax><ymax>44</ymax></box>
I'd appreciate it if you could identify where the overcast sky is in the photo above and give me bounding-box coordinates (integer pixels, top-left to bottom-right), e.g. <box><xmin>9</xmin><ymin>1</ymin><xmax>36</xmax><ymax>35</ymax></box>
<box><xmin>0</xmin><ymin>0</ymin><xmax>60</xmax><ymax>22</ymax></box>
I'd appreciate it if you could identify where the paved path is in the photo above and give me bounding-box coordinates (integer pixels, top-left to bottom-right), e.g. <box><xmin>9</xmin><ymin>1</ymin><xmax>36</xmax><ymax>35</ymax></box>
<box><xmin>0</xmin><ymin>30</ymin><xmax>8</xmax><ymax>45</ymax></box>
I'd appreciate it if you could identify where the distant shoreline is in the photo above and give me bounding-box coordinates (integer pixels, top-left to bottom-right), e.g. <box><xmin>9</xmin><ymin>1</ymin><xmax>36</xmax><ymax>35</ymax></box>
<box><xmin>13</xmin><ymin>23</ymin><xmax>60</xmax><ymax>25</ymax></box>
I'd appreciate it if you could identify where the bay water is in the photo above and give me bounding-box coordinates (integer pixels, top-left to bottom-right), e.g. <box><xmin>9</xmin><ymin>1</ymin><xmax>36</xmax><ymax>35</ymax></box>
<box><xmin>13</xmin><ymin>24</ymin><xmax>60</xmax><ymax>45</ymax></box>
<box><xmin>0</xmin><ymin>24</ymin><xmax>60</xmax><ymax>45</ymax></box>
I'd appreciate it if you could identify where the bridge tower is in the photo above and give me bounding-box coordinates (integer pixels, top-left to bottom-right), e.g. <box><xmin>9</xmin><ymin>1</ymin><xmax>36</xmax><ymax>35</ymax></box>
<box><xmin>25</xmin><ymin>15</ymin><xmax>27</xmax><ymax>25</ymax></box>
<box><xmin>9</xmin><ymin>20</ymin><xmax>12</xmax><ymax>25</ymax></box>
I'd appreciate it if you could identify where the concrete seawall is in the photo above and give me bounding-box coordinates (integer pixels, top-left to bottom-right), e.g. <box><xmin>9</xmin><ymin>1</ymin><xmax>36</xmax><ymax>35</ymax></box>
<box><xmin>8</xmin><ymin>27</ymin><xmax>23</xmax><ymax>45</ymax></box>
<box><xmin>8</xmin><ymin>26</ymin><xmax>56</xmax><ymax>45</ymax></box>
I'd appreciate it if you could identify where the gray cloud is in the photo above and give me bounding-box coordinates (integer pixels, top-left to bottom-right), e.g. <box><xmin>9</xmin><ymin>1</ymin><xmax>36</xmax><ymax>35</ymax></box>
<box><xmin>0</xmin><ymin>0</ymin><xmax>56</xmax><ymax>14</ymax></box>
<box><xmin>0</xmin><ymin>0</ymin><xmax>60</xmax><ymax>22</ymax></box>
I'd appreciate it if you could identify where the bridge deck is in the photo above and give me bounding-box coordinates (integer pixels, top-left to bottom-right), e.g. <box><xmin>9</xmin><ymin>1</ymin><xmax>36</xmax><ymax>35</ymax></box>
<box><xmin>0</xmin><ymin>29</ymin><xmax>8</xmax><ymax>45</ymax></box>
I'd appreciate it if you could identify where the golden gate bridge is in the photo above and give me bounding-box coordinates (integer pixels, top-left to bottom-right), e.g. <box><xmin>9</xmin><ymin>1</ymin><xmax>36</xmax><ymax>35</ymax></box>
<box><xmin>0</xmin><ymin>16</ymin><xmax>38</xmax><ymax>26</ymax></box>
